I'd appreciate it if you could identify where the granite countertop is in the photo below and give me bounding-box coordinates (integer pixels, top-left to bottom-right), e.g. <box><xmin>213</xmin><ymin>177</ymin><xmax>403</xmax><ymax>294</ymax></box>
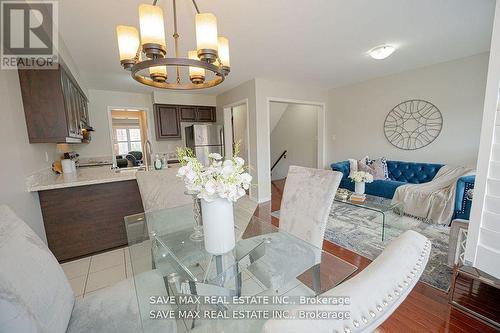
<box><xmin>26</xmin><ymin>166</ymin><xmax>140</xmax><ymax>192</ymax></box>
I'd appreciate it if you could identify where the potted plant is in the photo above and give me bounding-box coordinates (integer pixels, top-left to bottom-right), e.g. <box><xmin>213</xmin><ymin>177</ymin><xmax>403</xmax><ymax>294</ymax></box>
<box><xmin>349</xmin><ymin>171</ymin><xmax>374</xmax><ymax>195</ymax></box>
<box><xmin>176</xmin><ymin>147</ymin><xmax>252</xmax><ymax>255</ymax></box>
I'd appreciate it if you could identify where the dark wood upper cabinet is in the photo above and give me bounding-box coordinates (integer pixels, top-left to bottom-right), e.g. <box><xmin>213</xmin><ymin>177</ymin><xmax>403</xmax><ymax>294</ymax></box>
<box><xmin>18</xmin><ymin>61</ymin><xmax>90</xmax><ymax>143</ymax></box>
<box><xmin>154</xmin><ymin>104</ymin><xmax>216</xmax><ymax>140</ymax></box>
<box><xmin>197</xmin><ymin>106</ymin><xmax>216</xmax><ymax>122</ymax></box>
<box><xmin>179</xmin><ymin>106</ymin><xmax>197</xmax><ymax>122</ymax></box>
<box><xmin>155</xmin><ymin>105</ymin><xmax>181</xmax><ymax>139</ymax></box>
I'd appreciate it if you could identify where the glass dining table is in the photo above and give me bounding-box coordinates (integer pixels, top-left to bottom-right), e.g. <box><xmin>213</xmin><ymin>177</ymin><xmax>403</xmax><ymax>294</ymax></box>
<box><xmin>124</xmin><ymin>202</ymin><xmax>358</xmax><ymax>332</ymax></box>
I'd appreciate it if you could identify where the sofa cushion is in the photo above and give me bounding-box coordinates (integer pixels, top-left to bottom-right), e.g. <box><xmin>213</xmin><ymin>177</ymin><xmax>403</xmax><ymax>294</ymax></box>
<box><xmin>366</xmin><ymin>179</ymin><xmax>407</xmax><ymax>198</ymax></box>
<box><xmin>387</xmin><ymin>161</ymin><xmax>443</xmax><ymax>184</ymax></box>
<box><xmin>0</xmin><ymin>205</ymin><xmax>75</xmax><ymax>333</ymax></box>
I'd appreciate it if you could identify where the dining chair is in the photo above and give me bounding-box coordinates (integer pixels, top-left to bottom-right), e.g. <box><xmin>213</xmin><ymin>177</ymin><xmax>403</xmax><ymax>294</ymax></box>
<box><xmin>0</xmin><ymin>205</ymin><xmax>175</xmax><ymax>333</ymax></box>
<box><xmin>279</xmin><ymin>165</ymin><xmax>343</xmax><ymax>249</ymax></box>
<box><xmin>262</xmin><ymin>230</ymin><xmax>431</xmax><ymax>333</ymax></box>
<box><xmin>136</xmin><ymin>168</ymin><xmax>193</xmax><ymax>212</ymax></box>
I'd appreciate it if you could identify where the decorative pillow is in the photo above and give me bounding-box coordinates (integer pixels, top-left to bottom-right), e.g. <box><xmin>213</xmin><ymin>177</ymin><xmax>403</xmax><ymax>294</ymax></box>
<box><xmin>348</xmin><ymin>159</ymin><xmax>358</xmax><ymax>177</ymax></box>
<box><xmin>359</xmin><ymin>157</ymin><xmax>388</xmax><ymax>180</ymax></box>
<box><xmin>348</xmin><ymin>156</ymin><xmax>368</xmax><ymax>177</ymax></box>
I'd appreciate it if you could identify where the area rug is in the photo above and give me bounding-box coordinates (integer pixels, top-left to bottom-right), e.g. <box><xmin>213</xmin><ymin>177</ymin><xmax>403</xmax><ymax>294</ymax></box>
<box><xmin>271</xmin><ymin>202</ymin><xmax>451</xmax><ymax>291</ymax></box>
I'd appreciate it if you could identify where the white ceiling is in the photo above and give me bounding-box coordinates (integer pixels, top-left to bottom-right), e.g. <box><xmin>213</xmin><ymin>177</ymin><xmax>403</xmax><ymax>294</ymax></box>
<box><xmin>58</xmin><ymin>0</ymin><xmax>495</xmax><ymax>95</ymax></box>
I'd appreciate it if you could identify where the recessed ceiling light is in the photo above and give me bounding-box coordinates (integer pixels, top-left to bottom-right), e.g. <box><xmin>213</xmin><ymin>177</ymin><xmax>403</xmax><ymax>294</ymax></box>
<box><xmin>368</xmin><ymin>45</ymin><xmax>396</xmax><ymax>60</ymax></box>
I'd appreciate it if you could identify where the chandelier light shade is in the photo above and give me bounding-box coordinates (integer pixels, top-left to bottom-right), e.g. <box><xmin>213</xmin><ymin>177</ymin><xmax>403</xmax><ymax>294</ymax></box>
<box><xmin>149</xmin><ymin>65</ymin><xmax>167</xmax><ymax>82</ymax></box>
<box><xmin>217</xmin><ymin>36</ymin><xmax>230</xmax><ymax>72</ymax></box>
<box><xmin>195</xmin><ymin>13</ymin><xmax>218</xmax><ymax>62</ymax></box>
<box><xmin>188</xmin><ymin>50</ymin><xmax>205</xmax><ymax>84</ymax></box>
<box><xmin>139</xmin><ymin>4</ymin><xmax>167</xmax><ymax>57</ymax></box>
<box><xmin>116</xmin><ymin>0</ymin><xmax>230</xmax><ymax>90</ymax></box>
<box><xmin>116</xmin><ymin>25</ymin><xmax>140</xmax><ymax>68</ymax></box>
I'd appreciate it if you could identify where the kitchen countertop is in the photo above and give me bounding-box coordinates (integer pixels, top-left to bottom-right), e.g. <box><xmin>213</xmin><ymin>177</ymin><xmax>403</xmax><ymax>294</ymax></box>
<box><xmin>26</xmin><ymin>166</ymin><xmax>141</xmax><ymax>192</ymax></box>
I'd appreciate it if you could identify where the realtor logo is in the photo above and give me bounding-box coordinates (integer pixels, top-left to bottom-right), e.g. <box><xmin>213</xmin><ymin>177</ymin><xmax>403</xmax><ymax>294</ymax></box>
<box><xmin>1</xmin><ymin>0</ymin><xmax>58</xmax><ymax>69</ymax></box>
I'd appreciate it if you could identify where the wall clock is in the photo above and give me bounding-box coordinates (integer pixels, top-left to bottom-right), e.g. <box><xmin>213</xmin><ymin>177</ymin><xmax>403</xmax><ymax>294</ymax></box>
<box><xmin>384</xmin><ymin>99</ymin><xmax>443</xmax><ymax>150</ymax></box>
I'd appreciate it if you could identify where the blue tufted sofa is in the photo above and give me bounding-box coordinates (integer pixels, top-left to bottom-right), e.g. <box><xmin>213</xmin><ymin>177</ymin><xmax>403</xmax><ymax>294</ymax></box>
<box><xmin>330</xmin><ymin>160</ymin><xmax>475</xmax><ymax>220</ymax></box>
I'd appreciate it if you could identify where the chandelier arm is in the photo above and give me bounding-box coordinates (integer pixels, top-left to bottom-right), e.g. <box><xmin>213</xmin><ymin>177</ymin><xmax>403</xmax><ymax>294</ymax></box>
<box><xmin>191</xmin><ymin>0</ymin><xmax>201</xmax><ymax>14</ymax></box>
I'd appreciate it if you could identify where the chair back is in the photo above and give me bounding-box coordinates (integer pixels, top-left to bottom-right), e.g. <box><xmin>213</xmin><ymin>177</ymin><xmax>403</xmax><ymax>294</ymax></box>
<box><xmin>0</xmin><ymin>205</ymin><xmax>75</xmax><ymax>333</ymax></box>
<box><xmin>279</xmin><ymin>166</ymin><xmax>342</xmax><ymax>249</ymax></box>
<box><xmin>262</xmin><ymin>230</ymin><xmax>431</xmax><ymax>333</ymax></box>
<box><xmin>136</xmin><ymin>168</ymin><xmax>193</xmax><ymax>212</ymax></box>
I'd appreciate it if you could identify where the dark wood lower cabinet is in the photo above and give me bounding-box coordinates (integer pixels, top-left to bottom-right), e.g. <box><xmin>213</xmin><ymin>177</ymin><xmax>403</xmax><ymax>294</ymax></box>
<box><xmin>39</xmin><ymin>180</ymin><xmax>144</xmax><ymax>262</ymax></box>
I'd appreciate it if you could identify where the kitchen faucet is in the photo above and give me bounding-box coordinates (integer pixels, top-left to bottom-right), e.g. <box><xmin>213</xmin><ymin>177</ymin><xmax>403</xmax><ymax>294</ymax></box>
<box><xmin>145</xmin><ymin>140</ymin><xmax>153</xmax><ymax>170</ymax></box>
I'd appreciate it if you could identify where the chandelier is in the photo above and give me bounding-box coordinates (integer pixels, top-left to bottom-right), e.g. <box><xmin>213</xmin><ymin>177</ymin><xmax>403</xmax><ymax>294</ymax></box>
<box><xmin>116</xmin><ymin>0</ymin><xmax>230</xmax><ymax>90</ymax></box>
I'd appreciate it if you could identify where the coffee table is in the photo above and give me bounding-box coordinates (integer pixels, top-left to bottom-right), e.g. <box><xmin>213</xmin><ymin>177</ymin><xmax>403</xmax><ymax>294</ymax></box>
<box><xmin>334</xmin><ymin>194</ymin><xmax>405</xmax><ymax>241</ymax></box>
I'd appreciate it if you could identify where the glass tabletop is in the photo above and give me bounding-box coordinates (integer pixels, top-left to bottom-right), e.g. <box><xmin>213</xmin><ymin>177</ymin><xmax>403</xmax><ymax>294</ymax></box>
<box><xmin>124</xmin><ymin>201</ymin><xmax>357</xmax><ymax>332</ymax></box>
<box><xmin>335</xmin><ymin>193</ymin><xmax>404</xmax><ymax>213</ymax></box>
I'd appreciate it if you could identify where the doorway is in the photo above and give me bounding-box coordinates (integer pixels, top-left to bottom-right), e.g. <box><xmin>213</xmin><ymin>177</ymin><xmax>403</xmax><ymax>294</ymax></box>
<box><xmin>268</xmin><ymin>99</ymin><xmax>324</xmax><ymax>203</ymax></box>
<box><xmin>108</xmin><ymin>108</ymin><xmax>150</xmax><ymax>167</ymax></box>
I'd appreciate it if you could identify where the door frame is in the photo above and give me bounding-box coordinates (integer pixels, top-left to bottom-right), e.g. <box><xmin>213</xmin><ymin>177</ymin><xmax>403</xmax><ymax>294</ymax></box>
<box><xmin>266</xmin><ymin>97</ymin><xmax>326</xmax><ymax>173</ymax></box>
<box><xmin>106</xmin><ymin>106</ymin><xmax>152</xmax><ymax>167</ymax></box>
<box><xmin>223</xmin><ymin>98</ymin><xmax>251</xmax><ymax>197</ymax></box>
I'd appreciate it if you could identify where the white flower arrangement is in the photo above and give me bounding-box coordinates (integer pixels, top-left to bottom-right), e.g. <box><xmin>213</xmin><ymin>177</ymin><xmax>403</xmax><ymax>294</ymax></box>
<box><xmin>176</xmin><ymin>147</ymin><xmax>252</xmax><ymax>202</ymax></box>
<box><xmin>349</xmin><ymin>171</ymin><xmax>374</xmax><ymax>183</ymax></box>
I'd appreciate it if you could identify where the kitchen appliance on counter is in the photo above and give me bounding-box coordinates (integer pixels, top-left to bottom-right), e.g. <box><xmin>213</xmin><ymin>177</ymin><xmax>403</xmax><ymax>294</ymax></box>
<box><xmin>185</xmin><ymin>124</ymin><xmax>224</xmax><ymax>166</ymax></box>
<box><xmin>63</xmin><ymin>152</ymin><xmax>79</xmax><ymax>167</ymax></box>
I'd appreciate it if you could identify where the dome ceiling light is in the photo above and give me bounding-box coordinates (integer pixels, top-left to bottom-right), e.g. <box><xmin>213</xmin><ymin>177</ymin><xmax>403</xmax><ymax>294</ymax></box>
<box><xmin>368</xmin><ymin>45</ymin><xmax>396</xmax><ymax>60</ymax></box>
<box><xmin>116</xmin><ymin>0</ymin><xmax>230</xmax><ymax>90</ymax></box>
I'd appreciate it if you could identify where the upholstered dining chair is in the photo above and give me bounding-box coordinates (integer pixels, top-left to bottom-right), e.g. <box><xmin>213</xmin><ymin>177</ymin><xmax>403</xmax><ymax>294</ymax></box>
<box><xmin>262</xmin><ymin>230</ymin><xmax>431</xmax><ymax>333</ymax></box>
<box><xmin>279</xmin><ymin>165</ymin><xmax>343</xmax><ymax>249</ymax></box>
<box><xmin>0</xmin><ymin>205</ymin><xmax>175</xmax><ymax>333</ymax></box>
<box><xmin>136</xmin><ymin>168</ymin><xmax>193</xmax><ymax>212</ymax></box>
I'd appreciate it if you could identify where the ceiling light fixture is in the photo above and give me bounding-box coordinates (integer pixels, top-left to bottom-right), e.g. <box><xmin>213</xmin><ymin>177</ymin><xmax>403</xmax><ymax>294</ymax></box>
<box><xmin>368</xmin><ymin>45</ymin><xmax>396</xmax><ymax>60</ymax></box>
<box><xmin>116</xmin><ymin>0</ymin><xmax>230</xmax><ymax>90</ymax></box>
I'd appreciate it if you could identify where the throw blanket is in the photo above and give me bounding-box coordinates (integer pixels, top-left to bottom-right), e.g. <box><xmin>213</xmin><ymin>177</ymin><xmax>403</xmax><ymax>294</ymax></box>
<box><xmin>392</xmin><ymin>165</ymin><xmax>473</xmax><ymax>225</ymax></box>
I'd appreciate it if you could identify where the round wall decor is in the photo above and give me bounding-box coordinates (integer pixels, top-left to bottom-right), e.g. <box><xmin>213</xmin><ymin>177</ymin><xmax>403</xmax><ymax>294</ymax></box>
<box><xmin>384</xmin><ymin>99</ymin><xmax>442</xmax><ymax>150</ymax></box>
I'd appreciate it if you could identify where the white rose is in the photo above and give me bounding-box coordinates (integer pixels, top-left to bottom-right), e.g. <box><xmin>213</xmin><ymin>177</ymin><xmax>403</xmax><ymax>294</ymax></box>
<box><xmin>222</xmin><ymin>164</ymin><xmax>235</xmax><ymax>178</ymax></box>
<box><xmin>204</xmin><ymin>179</ymin><xmax>217</xmax><ymax>194</ymax></box>
<box><xmin>177</xmin><ymin>166</ymin><xmax>189</xmax><ymax>177</ymax></box>
<box><xmin>234</xmin><ymin>157</ymin><xmax>244</xmax><ymax>166</ymax></box>
<box><xmin>208</xmin><ymin>153</ymin><xmax>222</xmax><ymax>160</ymax></box>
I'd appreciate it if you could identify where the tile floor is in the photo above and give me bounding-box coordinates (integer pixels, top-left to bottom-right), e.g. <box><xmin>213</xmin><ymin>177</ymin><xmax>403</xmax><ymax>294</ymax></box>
<box><xmin>61</xmin><ymin>247</ymin><xmax>131</xmax><ymax>297</ymax></box>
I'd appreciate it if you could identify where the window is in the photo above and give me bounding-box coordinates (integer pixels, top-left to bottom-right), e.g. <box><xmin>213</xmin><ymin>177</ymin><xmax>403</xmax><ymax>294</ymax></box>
<box><xmin>114</xmin><ymin>127</ymin><xmax>142</xmax><ymax>155</ymax></box>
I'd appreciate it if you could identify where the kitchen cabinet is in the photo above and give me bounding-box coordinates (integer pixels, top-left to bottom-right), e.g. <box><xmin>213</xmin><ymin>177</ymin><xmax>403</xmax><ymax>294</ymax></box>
<box><xmin>179</xmin><ymin>106</ymin><xmax>197</xmax><ymax>122</ymax></box>
<box><xmin>39</xmin><ymin>180</ymin><xmax>144</xmax><ymax>261</ymax></box>
<box><xmin>18</xmin><ymin>60</ymin><xmax>90</xmax><ymax>143</ymax></box>
<box><xmin>154</xmin><ymin>104</ymin><xmax>182</xmax><ymax>139</ymax></box>
<box><xmin>154</xmin><ymin>104</ymin><xmax>216</xmax><ymax>140</ymax></box>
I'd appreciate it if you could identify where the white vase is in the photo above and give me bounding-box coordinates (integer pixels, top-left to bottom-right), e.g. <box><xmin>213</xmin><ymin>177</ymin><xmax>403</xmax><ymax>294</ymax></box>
<box><xmin>354</xmin><ymin>181</ymin><xmax>365</xmax><ymax>195</ymax></box>
<box><xmin>200</xmin><ymin>198</ymin><xmax>235</xmax><ymax>255</ymax></box>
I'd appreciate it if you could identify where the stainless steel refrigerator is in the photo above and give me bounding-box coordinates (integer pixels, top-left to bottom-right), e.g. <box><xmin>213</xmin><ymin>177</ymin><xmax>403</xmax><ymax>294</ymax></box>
<box><xmin>185</xmin><ymin>124</ymin><xmax>224</xmax><ymax>166</ymax></box>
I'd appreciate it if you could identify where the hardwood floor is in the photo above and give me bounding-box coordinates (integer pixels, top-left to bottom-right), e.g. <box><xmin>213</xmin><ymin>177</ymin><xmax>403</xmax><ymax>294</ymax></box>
<box><xmin>253</xmin><ymin>179</ymin><xmax>498</xmax><ymax>333</ymax></box>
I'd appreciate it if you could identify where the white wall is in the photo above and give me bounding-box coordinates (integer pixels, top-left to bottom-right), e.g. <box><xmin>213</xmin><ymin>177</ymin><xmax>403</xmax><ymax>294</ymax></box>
<box><xmin>465</xmin><ymin>1</ymin><xmax>500</xmax><ymax>278</ymax></box>
<box><xmin>0</xmin><ymin>70</ymin><xmax>60</xmax><ymax>242</ymax></box>
<box><xmin>270</xmin><ymin>103</ymin><xmax>318</xmax><ymax>180</ymax></box>
<box><xmin>232</xmin><ymin>104</ymin><xmax>249</xmax><ymax>164</ymax></box>
<box><xmin>73</xmin><ymin>89</ymin><xmax>217</xmax><ymax>160</ymax></box>
<box><xmin>269</xmin><ymin>102</ymin><xmax>287</xmax><ymax>132</ymax></box>
<box><xmin>217</xmin><ymin>80</ymin><xmax>259</xmax><ymax>201</ymax></box>
<box><xmin>327</xmin><ymin>53</ymin><xmax>489</xmax><ymax>167</ymax></box>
